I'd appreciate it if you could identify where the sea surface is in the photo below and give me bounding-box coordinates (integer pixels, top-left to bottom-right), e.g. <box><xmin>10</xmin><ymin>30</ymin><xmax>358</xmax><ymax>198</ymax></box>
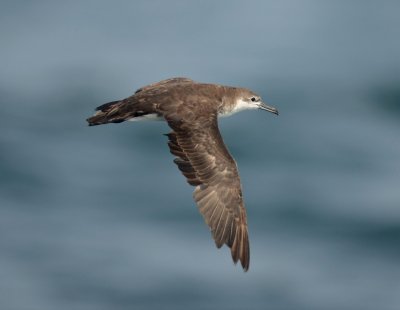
<box><xmin>1</xmin><ymin>1</ymin><xmax>400</xmax><ymax>309</ymax></box>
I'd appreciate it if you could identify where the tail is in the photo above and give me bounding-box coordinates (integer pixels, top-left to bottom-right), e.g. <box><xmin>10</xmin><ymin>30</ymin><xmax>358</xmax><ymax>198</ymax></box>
<box><xmin>86</xmin><ymin>100</ymin><xmax>126</xmax><ymax>126</ymax></box>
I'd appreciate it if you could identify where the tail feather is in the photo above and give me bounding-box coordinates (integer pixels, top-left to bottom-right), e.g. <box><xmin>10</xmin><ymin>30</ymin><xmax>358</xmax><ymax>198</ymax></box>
<box><xmin>95</xmin><ymin>100</ymin><xmax>121</xmax><ymax>111</ymax></box>
<box><xmin>87</xmin><ymin>96</ymin><xmax>157</xmax><ymax>126</ymax></box>
<box><xmin>87</xmin><ymin>100</ymin><xmax>125</xmax><ymax>126</ymax></box>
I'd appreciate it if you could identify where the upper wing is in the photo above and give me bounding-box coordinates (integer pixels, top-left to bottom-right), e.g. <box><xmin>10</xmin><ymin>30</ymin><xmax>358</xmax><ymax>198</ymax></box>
<box><xmin>163</xmin><ymin>107</ymin><xmax>250</xmax><ymax>271</ymax></box>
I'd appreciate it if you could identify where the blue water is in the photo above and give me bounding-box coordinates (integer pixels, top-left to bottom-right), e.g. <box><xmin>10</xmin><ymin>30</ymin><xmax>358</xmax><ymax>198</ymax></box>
<box><xmin>1</xmin><ymin>1</ymin><xmax>400</xmax><ymax>309</ymax></box>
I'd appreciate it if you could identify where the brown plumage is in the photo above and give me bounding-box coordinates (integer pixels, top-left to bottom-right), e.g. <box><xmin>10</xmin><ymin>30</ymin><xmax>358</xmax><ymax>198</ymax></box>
<box><xmin>87</xmin><ymin>77</ymin><xmax>278</xmax><ymax>271</ymax></box>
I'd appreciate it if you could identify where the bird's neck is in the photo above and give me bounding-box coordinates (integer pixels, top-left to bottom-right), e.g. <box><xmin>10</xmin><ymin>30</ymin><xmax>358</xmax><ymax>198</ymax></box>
<box><xmin>218</xmin><ymin>88</ymin><xmax>239</xmax><ymax>117</ymax></box>
<box><xmin>219</xmin><ymin>88</ymin><xmax>253</xmax><ymax>118</ymax></box>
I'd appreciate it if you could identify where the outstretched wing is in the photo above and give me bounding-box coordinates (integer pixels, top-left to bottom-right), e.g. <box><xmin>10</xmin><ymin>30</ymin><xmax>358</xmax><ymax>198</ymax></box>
<box><xmin>163</xmin><ymin>107</ymin><xmax>250</xmax><ymax>271</ymax></box>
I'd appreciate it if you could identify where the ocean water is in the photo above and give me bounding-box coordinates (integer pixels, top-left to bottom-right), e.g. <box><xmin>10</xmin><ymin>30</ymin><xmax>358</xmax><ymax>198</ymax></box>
<box><xmin>1</xmin><ymin>1</ymin><xmax>400</xmax><ymax>309</ymax></box>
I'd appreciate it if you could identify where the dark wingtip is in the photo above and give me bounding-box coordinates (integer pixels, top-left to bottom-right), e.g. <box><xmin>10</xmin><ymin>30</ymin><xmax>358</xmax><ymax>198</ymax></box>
<box><xmin>241</xmin><ymin>256</ymin><xmax>250</xmax><ymax>272</ymax></box>
<box><xmin>231</xmin><ymin>251</ymin><xmax>250</xmax><ymax>272</ymax></box>
<box><xmin>230</xmin><ymin>224</ymin><xmax>250</xmax><ymax>272</ymax></box>
<box><xmin>239</xmin><ymin>246</ymin><xmax>250</xmax><ymax>272</ymax></box>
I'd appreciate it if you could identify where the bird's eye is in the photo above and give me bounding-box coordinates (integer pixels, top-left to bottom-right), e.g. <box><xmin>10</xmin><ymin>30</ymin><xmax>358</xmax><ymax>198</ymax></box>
<box><xmin>251</xmin><ymin>97</ymin><xmax>256</xmax><ymax>102</ymax></box>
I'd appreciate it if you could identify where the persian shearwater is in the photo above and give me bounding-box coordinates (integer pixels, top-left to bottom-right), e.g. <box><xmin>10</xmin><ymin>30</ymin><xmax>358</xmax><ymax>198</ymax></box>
<box><xmin>87</xmin><ymin>77</ymin><xmax>278</xmax><ymax>271</ymax></box>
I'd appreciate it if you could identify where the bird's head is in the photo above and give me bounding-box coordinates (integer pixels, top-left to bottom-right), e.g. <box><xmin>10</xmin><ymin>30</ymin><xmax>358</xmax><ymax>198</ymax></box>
<box><xmin>231</xmin><ymin>88</ymin><xmax>279</xmax><ymax>116</ymax></box>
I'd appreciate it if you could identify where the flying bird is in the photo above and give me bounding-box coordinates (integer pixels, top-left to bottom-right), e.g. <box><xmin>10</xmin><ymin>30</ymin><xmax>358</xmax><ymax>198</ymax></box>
<box><xmin>87</xmin><ymin>77</ymin><xmax>278</xmax><ymax>271</ymax></box>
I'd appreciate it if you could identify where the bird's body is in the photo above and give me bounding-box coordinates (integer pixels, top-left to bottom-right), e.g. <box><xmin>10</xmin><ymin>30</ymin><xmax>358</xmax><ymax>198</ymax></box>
<box><xmin>87</xmin><ymin>77</ymin><xmax>278</xmax><ymax>271</ymax></box>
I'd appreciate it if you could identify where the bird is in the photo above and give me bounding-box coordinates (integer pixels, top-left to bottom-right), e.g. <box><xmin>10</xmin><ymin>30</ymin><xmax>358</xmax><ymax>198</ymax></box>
<box><xmin>87</xmin><ymin>77</ymin><xmax>278</xmax><ymax>271</ymax></box>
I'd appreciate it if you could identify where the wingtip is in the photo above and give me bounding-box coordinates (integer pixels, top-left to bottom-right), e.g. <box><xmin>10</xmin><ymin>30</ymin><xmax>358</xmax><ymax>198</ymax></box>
<box><xmin>238</xmin><ymin>248</ymin><xmax>250</xmax><ymax>272</ymax></box>
<box><xmin>231</xmin><ymin>250</ymin><xmax>250</xmax><ymax>272</ymax></box>
<box><xmin>230</xmin><ymin>223</ymin><xmax>250</xmax><ymax>272</ymax></box>
<box><xmin>240</xmin><ymin>254</ymin><xmax>250</xmax><ymax>272</ymax></box>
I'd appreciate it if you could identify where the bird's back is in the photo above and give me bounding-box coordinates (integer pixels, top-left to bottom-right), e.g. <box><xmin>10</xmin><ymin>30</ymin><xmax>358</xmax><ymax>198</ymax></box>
<box><xmin>87</xmin><ymin>78</ymin><xmax>230</xmax><ymax>126</ymax></box>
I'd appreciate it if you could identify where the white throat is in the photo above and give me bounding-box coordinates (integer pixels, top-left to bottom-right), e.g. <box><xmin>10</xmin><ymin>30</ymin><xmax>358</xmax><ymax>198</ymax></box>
<box><xmin>220</xmin><ymin>98</ymin><xmax>257</xmax><ymax>117</ymax></box>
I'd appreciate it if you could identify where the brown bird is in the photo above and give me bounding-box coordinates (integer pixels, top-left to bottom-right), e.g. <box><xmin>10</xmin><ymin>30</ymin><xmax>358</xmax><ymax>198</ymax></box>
<box><xmin>87</xmin><ymin>77</ymin><xmax>278</xmax><ymax>271</ymax></box>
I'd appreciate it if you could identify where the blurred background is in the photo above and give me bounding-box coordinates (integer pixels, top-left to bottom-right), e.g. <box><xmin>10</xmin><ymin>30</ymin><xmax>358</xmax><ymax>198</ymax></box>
<box><xmin>1</xmin><ymin>1</ymin><xmax>399</xmax><ymax>309</ymax></box>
